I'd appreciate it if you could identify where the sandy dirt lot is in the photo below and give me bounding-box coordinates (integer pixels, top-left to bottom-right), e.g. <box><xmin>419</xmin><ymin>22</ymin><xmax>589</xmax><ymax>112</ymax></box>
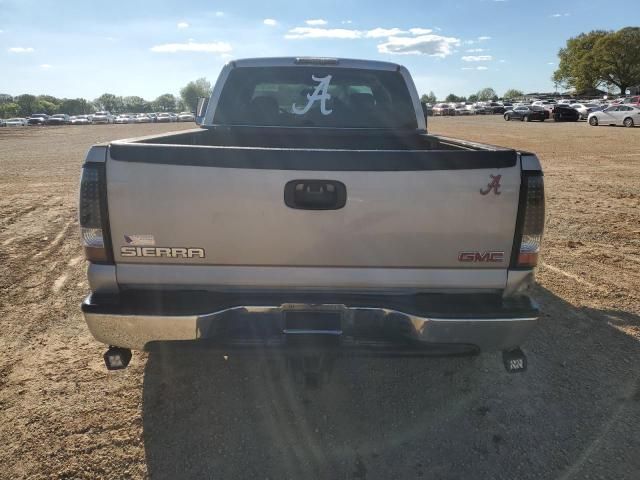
<box><xmin>0</xmin><ymin>118</ymin><xmax>638</xmax><ymax>479</ymax></box>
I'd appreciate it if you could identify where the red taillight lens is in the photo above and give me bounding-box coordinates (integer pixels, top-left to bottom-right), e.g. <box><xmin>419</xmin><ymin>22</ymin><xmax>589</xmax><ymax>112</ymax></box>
<box><xmin>512</xmin><ymin>173</ymin><xmax>545</xmax><ymax>268</ymax></box>
<box><xmin>79</xmin><ymin>163</ymin><xmax>113</xmax><ymax>264</ymax></box>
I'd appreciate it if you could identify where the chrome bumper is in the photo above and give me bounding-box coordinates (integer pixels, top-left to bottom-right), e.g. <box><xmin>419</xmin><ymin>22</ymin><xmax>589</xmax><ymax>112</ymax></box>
<box><xmin>82</xmin><ymin>292</ymin><xmax>538</xmax><ymax>352</ymax></box>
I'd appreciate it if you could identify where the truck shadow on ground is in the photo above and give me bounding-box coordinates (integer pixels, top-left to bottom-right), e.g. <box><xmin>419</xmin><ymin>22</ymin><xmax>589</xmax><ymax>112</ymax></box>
<box><xmin>142</xmin><ymin>286</ymin><xmax>640</xmax><ymax>480</ymax></box>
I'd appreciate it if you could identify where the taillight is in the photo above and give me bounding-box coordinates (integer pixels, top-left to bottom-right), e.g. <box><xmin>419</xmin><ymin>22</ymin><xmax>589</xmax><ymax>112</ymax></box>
<box><xmin>511</xmin><ymin>172</ymin><xmax>545</xmax><ymax>268</ymax></box>
<box><xmin>79</xmin><ymin>163</ymin><xmax>113</xmax><ymax>263</ymax></box>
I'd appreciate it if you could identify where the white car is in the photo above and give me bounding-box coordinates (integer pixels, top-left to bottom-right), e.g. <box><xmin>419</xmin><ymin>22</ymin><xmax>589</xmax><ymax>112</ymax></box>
<box><xmin>570</xmin><ymin>103</ymin><xmax>601</xmax><ymax>120</ymax></box>
<box><xmin>5</xmin><ymin>117</ymin><xmax>28</xmax><ymax>127</ymax></box>
<box><xmin>134</xmin><ymin>114</ymin><xmax>151</xmax><ymax>123</ymax></box>
<box><xmin>71</xmin><ymin>115</ymin><xmax>92</xmax><ymax>125</ymax></box>
<box><xmin>114</xmin><ymin>114</ymin><xmax>132</xmax><ymax>124</ymax></box>
<box><xmin>177</xmin><ymin>112</ymin><xmax>195</xmax><ymax>122</ymax></box>
<box><xmin>588</xmin><ymin>105</ymin><xmax>640</xmax><ymax>127</ymax></box>
<box><xmin>93</xmin><ymin>111</ymin><xmax>114</xmax><ymax>124</ymax></box>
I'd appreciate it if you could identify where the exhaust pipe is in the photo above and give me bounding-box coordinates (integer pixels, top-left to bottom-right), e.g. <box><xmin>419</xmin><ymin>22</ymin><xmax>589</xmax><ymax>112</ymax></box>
<box><xmin>104</xmin><ymin>346</ymin><xmax>132</xmax><ymax>370</ymax></box>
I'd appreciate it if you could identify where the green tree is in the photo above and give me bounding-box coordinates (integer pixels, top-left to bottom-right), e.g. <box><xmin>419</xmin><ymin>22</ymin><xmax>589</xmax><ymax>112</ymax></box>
<box><xmin>592</xmin><ymin>27</ymin><xmax>640</xmax><ymax>95</ymax></box>
<box><xmin>468</xmin><ymin>94</ymin><xmax>478</xmax><ymax>103</ymax></box>
<box><xmin>0</xmin><ymin>94</ymin><xmax>13</xmax><ymax>105</ymax></box>
<box><xmin>37</xmin><ymin>100</ymin><xmax>58</xmax><ymax>114</ymax></box>
<box><xmin>94</xmin><ymin>93</ymin><xmax>124</xmax><ymax>113</ymax></box>
<box><xmin>180</xmin><ymin>78</ymin><xmax>211</xmax><ymax>112</ymax></box>
<box><xmin>553</xmin><ymin>30</ymin><xmax>609</xmax><ymax>93</ymax></box>
<box><xmin>123</xmin><ymin>96</ymin><xmax>151</xmax><ymax>113</ymax></box>
<box><xmin>59</xmin><ymin>98</ymin><xmax>93</xmax><ymax>115</ymax></box>
<box><xmin>0</xmin><ymin>102</ymin><xmax>20</xmax><ymax>117</ymax></box>
<box><xmin>15</xmin><ymin>94</ymin><xmax>38</xmax><ymax>116</ymax></box>
<box><xmin>445</xmin><ymin>93</ymin><xmax>466</xmax><ymax>103</ymax></box>
<box><xmin>552</xmin><ymin>27</ymin><xmax>640</xmax><ymax>95</ymax></box>
<box><xmin>420</xmin><ymin>91</ymin><xmax>437</xmax><ymax>104</ymax></box>
<box><xmin>503</xmin><ymin>89</ymin><xmax>524</xmax><ymax>100</ymax></box>
<box><xmin>153</xmin><ymin>93</ymin><xmax>178</xmax><ymax>112</ymax></box>
<box><xmin>476</xmin><ymin>88</ymin><xmax>497</xmax><ymax>101</ymax></box>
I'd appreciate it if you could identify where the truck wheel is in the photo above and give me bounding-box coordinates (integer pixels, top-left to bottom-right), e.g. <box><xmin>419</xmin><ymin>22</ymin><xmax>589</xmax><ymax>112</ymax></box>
<box><xmin>524</xmin><ymin>115</ymin><xmax>530</xmax><ymax>122</ymax></box>
<box><xmin>553</xmin><ymin>114</ymin><xmax>559</xmax><ymax>122</ymax></box>
<box><xmin>623</xmin><ymin>117</ymin><xmax>634</xmax><ymax>128</ymax></box>
<box><xmin>589</xmin><ymin>116</ymin><xmax>598</xmax><ymax>126</ymax></box>
<box><xmin>504</xmin><ymin>114</ymin><xmax>510</xmax><ymax>121</ymax></box>
<box><xmin>540</xmin><ymin>118</ymin><xmax>545</xmax><ymax>122</ymax></box>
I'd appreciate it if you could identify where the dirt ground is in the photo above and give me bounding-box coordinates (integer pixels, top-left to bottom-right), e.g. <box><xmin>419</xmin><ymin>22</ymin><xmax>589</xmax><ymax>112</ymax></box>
<box><xmin>0</xmin><ymin>117</ymin><xmax>638</xmax><ymax>479</ymax></box>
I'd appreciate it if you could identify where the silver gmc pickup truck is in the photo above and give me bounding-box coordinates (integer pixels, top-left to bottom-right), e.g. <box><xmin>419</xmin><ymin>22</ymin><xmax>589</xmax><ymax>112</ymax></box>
<box><xmin>79</xmin><ymin>57</ymin><xmax>544</xmax><ymax>375</ymax></box>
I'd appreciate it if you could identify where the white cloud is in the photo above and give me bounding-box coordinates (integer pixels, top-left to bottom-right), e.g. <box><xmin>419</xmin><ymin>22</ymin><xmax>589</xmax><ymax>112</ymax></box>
<box><xmin>466</xmin><ymin>48</ymin><xmax>486</xmax><ymax>53</ymax></box>
<box><xmin>8</xmin><ymin>47</ymin><xmax>34</xmax><ymax>53</ymax></box>
<box><xmin>40</xmin><ymin>64</ymin><xmax>51</xmax><ymax>69</ymax></box>
<box><xmin>547</xmin><ymin>62</ymin><xmax>555</xmax><ymax>65</ymax></box>
<box><xmin>476</xmin><ymin>66</ymin><xmax>488</xmax><ymax>70</ymax></box>
<box><xmin>215</xmin><ymin>11</ymin><xmax>224</xmax><ymax>17</ymax></box>
<box><xmin>464</xmin><ymin>40</ymin><xmax>475</xmax><ymax>45</ymax></box>
<box><xmin>305</xmin><ymin>19</ymin><xmax>327</xmax><ymax>26</ymax></box>
<box><xmin>377</xmin><ymin>34</ymin><xmax>460</xmax><ymax>57</ymax></box>
<box><xmin>263</xmin><ymin>18</ymin><xmax>277</xmax><ymax>26</ymax></box>
<box><xmin>477</xmin><ymin>36</ymin><xmax>491</xmax><ymax>41</ymax></box>
<box><xmin>461</xmin><ymin>55</ymin><xmax>493</xmax><ymax>61</ymax></box>
<box><xmin>365</xmin><ymin>28</ymin><xmax>407</xmax><ymax>38</ymax></box>
<box><xmin>0</xmin><ymin>29</ymin><xmax>4</xmax><ymax>34</ymax></box>
<box><xmin>150</xmin><ymin>41</ymin><xmax>232</xmax><ymax>53</ymax></box>
<box><xmin>341</xmin><ymin>20</ymin><xmax>352</xmax><ymax>25</ymax></box>
<box><xmin>408</xmin><ymin>28</ymin><xmax>432</xmax><ymax>35</ymax></box>
<box><xmin>177</xmin><ymin>21</ymin><xmax>189</xmax><ymax>29</ymax></box>
<box><xmin>499</xmin><ymin>59</ymin><xmax>506</xmax><ymax>63</ymax></box>
<box><xmin>285</xmin><ymin>27</ymin><xmax>361</xmax><ymax>39</ymax></box>
<box><xmin>551</xmin><ymin>13</ymin><xmax>569</xmax><ymax>17</ymax></box>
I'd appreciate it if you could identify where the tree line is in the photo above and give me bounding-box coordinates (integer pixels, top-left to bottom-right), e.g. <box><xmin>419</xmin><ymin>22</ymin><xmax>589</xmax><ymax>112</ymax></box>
<box><xmin>420</xmin><ymin>88</ymin><xmax>525</xmax><ymax>104</ymax></box>
<box><xmin>553</xmin><ymin>27</ymin><xmax>639</xmax><ymax>96</ymax></box>
<box><xmin>0</xmin><ymin>77</ymin><xmax>211</xmax><ymax>118</ymax></box>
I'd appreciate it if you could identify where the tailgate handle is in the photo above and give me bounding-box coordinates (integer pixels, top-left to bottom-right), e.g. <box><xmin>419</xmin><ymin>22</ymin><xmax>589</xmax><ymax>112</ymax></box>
<box><xmin>284</xmin><ymin>180</ymin><xmax>347</xmax><ymax>210</ymax></box>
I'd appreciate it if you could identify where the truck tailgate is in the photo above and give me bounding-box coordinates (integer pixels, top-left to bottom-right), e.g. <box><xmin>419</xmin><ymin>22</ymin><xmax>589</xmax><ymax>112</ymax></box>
<box><xmin>106</xmin><ymin>145</ymin><xmax>520</xmax><ymax>290</ymax></box>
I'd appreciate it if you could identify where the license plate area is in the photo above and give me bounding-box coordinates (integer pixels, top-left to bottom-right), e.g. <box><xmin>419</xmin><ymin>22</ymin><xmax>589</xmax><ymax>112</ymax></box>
<box><xmin>282</xmin><ymin>304</ymin><xmax>344</xmax><ymax>336</ymax></box>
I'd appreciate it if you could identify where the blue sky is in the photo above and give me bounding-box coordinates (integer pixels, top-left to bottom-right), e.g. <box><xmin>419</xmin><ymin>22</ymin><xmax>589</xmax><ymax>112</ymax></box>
<box><xmin>0</xmin><ymin>0</ymin><xmax>632</xmax><ymax>100</ymax></box>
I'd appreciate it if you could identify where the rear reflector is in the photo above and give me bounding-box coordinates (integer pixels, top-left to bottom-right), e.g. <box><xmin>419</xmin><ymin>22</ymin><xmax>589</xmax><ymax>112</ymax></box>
<box><xmin>512</xmin><ymin>173</ymin><xmax>545</xmax><ymax>268</ymax></box>
<box><xmin>79</xmin><ymin>163</ymin><xmax>113</xmax><ymax>264</ymax></box>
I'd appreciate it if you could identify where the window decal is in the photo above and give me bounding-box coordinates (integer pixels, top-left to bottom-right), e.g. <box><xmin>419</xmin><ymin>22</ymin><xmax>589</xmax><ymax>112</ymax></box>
<box><xmin>292</xmin><ymin>75</ymin><xmax>333</xmax><ymax>115</ymax></box>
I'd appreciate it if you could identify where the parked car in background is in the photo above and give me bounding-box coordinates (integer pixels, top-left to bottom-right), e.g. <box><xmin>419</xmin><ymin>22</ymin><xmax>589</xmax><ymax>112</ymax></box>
<box><xmin>557</xmin><ymin>99</ymin><xmax>573</xmax><ymax>105</ymax></box>
<box><xmin>134</xmin><ymin>114</ymin><xmax>151</xmax><ymax>123</ymax></box>
<box><xmin>156</xmin><ymin>112</ymin><xmax>173</xmax><ymax>123</ymax></box>
<box><xmin>114</xmin><ymin>114</ymin><xmax>132</xmax><ymax>124</ymax></box>
<box><xmin>552</xmin><ymin>105</ymin><xmax>579</xmax><ymax>122</ymax></box>
<box><xmin>432</xmin><ymin>103</ymin><xmax>454</xmax><ymax>116</ymax></box>
<box><xmin>46</xmin><ymin>114</ymin><xmax>71</xmax><ymax>125</ymax></box>
<box><xmin>588</xmin><ymin>105</ymin><xmax>640</xmax><ymax>127</ymax></box>
<box><xmin>147</xmin><ymin>113</ymin><xmax>158</xmax><ymax>123</ymax></box>
<box><xmin>488</xmin><ymin>102</ymin><xmax>505</xmax><ymax>114</ymax></box>
<box><xmin>70</xmin><ymin>115</ymin><xmax>92</xmax><ymax>125</ymax></box>
<box><xmin>169</xmin><ymin>112</ymin><xmax>178</xmax><ymax>122</ymax></box>
<box><xmin>93</xmin><ymin>111</ymin><xmax>114</xmax><ymax>124</ymax></box>
<box><xmin>421</xmin><ymin>103</ymin><xmax>433</xmax><ymax>117</ymax></box>
<box><xmin>5</xmin><ymin>117</ymin><xmax>29</xmax><ymax>127</ymax></box>
<box><xmin>621</xmin><ymin>96</ymin><xmax>640</xmax><ymax>106</ymax></box>
<box><xmin>472</xmin><ymin>103</ymin><xmax>491</xmax><ymax>115</ymax></box>
<box><xmin>504</xmin><ymin>105</ymin><xmax>546</xmax><ymax>122</ymax></box>
<box><xmin>0</xmin><ymin>119</ymin><xmax>6</xmax><ymax>127</ymax></box>
<box><xmin>27</xmin><ymin>114</ymin><xmax>49</xmax><ymax>125</ymax></box>
<box><xmin>570</xmin><ymin>103</ymin><xmax>601</xmax><ymax>120</ymax></box>
<box><xmin>453</xmin><ymin>104</ymin><xmax>471</xmax><ymax>116</ymax></box>
<box><xmin>177</xmin><ymin>111</ymin><xmax>196</xmax><ymax>122</ymax></box>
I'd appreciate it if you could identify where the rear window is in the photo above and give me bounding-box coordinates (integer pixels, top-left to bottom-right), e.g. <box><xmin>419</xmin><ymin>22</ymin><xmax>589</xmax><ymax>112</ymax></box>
<box><xmin>213</xmin><ymin>66</ymin><xmax>418</xmax><ymax>129</ymax></box>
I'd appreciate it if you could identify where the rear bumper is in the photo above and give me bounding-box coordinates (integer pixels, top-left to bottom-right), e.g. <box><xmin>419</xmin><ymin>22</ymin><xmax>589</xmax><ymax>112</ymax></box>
<box><xmin>82</xmin><ymin>291</ymin><xmax>539</xmax><ymax>352</ymax></box>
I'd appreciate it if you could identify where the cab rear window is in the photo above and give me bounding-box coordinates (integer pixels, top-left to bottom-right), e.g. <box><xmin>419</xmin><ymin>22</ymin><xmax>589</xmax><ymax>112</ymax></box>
<box><xmin>213</xmin><ymin>66</ymin><xmax>418</xmax><ymax>129</ymax></box>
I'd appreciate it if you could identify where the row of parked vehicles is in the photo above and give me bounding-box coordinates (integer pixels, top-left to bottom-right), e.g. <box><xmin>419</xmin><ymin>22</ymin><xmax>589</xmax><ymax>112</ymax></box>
<box><xmin>0</xmin><ymin>111</ymin><xmax>196</xmax><ymax>127</ymax></box>
<box><xmin>503</xmin><ymin>97</ymin><xmax>640</xmax><ymax>127</ymax></box>
<box><xmin>422</xmin><ymin>95</ymin><xmax>640</xmax><ymax>127</ymax></box>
